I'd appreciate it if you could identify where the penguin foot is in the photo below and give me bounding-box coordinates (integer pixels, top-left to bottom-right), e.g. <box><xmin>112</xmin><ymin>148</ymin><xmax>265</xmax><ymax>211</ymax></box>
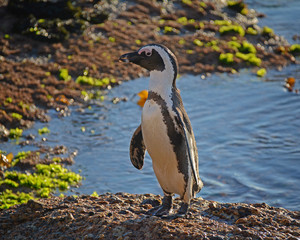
<box><xmin>174</xmin><ymin>202</ymin><xmax>189</xmax><ymax>218</ymax></box>
<box><xmin>147</xmin><ymin>195</ymin><xmax>173</xmax><ymax>217</ymax></box>
<box><xmin>153</xmin><ymin>205</ymin><xmax>173</xmax><ymax>217</ymax></box>
<box><xmin>146</xmin><ymin>204</ymin><xmax>173</xmax><ymax>216</ymax></box>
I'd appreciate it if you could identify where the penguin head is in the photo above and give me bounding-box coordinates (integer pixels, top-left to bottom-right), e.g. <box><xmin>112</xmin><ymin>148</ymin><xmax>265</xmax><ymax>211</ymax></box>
<box><xmin>120</xmin><ymin>44</ymin><xmax>178</xmax><ymax>84</ymax></box>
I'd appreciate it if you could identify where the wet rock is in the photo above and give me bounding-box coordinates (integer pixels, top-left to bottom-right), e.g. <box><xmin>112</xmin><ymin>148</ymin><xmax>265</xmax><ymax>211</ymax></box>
<box><xmin>0</xmin><ymin>124</ymin><xmax>9</xmax><ymax>141</ymax></box>
<box><xmin>7</xmin><ymin>0</ymin><xmax>76</xmax><ymax>19</ymax></box>
<box><xmin>26</xmin><ymin>199</ymin><xmax>43</xmax><ymax>210</ymax></box>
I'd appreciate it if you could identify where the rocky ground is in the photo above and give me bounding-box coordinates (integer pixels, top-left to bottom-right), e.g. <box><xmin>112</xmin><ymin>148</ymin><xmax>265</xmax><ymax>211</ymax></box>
<box><xmin>0</xmin><ymin>193</ymin><xmax>299</xmax><ymax>239</ymax></box>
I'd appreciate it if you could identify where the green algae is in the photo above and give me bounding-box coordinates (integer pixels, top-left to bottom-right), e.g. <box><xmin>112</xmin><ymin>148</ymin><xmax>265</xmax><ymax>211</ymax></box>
<box><xmin>11</xmin><ymin>112</ymin><xmax>23</xmax><ymax>120</ymax></box>
<box><xmin>177</xmin><ymin>17</ymin><xmax>196</xmax><ymax>25</ymax></box>
<box><xmin>257</xmin><ymin>68</ymin><xmax>267</xmax><ymax>77</ymax></box>
<box><xmin>181</xmin><ymin>0</ymin><xmax>192</xmax><ymax>5</ymax></box>
<box><xmin>91</xmin><ymin>191</ymin><xmax>98</xmax><ymax>197</ymax></box>
<box><xmin>81</xmin><ymin>90</ymin><xmax>104</xmax><ymax>101</ymax></box>
<box><xmin>238</xmin><ymin>41</ymin><xmax>256</xmax><ymax>54</ymax></box>
<box><xmin>246</xmin><ymin>27</ymin><xmax>258</xmax><ymax>35</ymax></box>
<box><xmin>236</xmin><ymin>52</ymin><xmax>261</xmax><ymax>66</ymax></box>
<box><xmin>289</xmin><ymin>44</ymin><xmax>300</xmax><ymax>54</ymax></box>
<box><xmin>177</xmin><ymin>17</ymin><xmax>188</xmax><ymax>25</ymax></box>
<box><xmin>11</xmin><ymin>151</ymin><xmax>33</xmax><ymax>167</ymax></box>
<box><xmin>18</xmin><ymin>101</ymin><xmax>30</xmax><ymax>111</ymax></box>
<box><xmin>5</xmin><ymin>97</ymin><xmax>13</xmax><ymax>104</ymax></box>
<box><xmin>179</xmin><ymin>39</ymin><xmax>186</xmax><ymax>45</ymax></box>
<box><xmin>219</xmin><ymin>25</ymin><xmax>245</xmax><ymax>37</ymax></box>
<box><xmin>0</xmin><ymin>189</ymin><xmax>33</xmax><ymax>209</ymax></box>
<box><xmin>226</xmin><ymin>40</ymin><xmax>260</xmax><ymax>66</ymax></box>
<box><xmin>1</xmin><ymin>179</ymin><xmax>19</xmax><ymax>188</ymax></box>
<box><xmin>228</xmin><ymin>40</ymin><xmax>241</xmax><ymax>51</ymax></box>
<box><xmin>108</xmin><ymin>37</ymin><xmax>115</xmax><ymax>43</ymax></box>
<box><xmin>206</xmin><ymin>40</ymin><xmax>220</xmax><ymax>51</ymax></box>
<box><xmin>227</xmin><ymin>0</ymin><xmax>248</xmax><ymax>15</ymax></box>
<box><xmin>219</xmin><ymin>53</ymin><xmax>235</xmax><ymax>64</ymax></box>
<box><xmin>14</xmin><ymin>151</ymin><xmax>31</xmax><ymax>162</ymax></box>
<box><xmin>135</xmin><ymin>39</ymin><xmax>141</xmax><ymax>45</ymax></box>
<box><xmin>59</xmin><ymin>68</ymin><xmax>71</xmax><ymax>81</ymax></box>
<box><xmin>0</xmin><ymin>163</ymin><xmax>82</xmax><ymax>209</ymax></box>
<box><xmin>38</xmin><ymin>127</ymin><xmax>50</xmax><ymax>135</ymax></box>
<box><xmin>214</xmin><ymin>20</ymin><xmax>232</xmax><ymax>26</ymax></box>
<box><xmin>53</xmin><ymin>157</ymin><xmax>61</xmax><ymax>163</ymax></box>
<box><xmin>206</xmin><ymin>40</ymin><xmax>218</xmax><ymax>47</ymax></box>
<box><xmin>76</xmin><ymin>75</ymin><xmax>115</xmax><ymax>87</ymax></box>
<box><xmin>9</xmin><ymin>128</ymin><xmax>23</xmax><ymax>139</ymax></box>
<box><xmin>262</xmin><ymin>26</ymin><xmax>274</xmax><ymax>36</ymax></box>
<box><xmin>163</xmin><ymin>26</ymin><xmax>178</xmax><ymax>34</ymax></box>
<box><xmin>186</xmin><ymin>50</ymin><xmax>194</xmax><ymax>54</ymax></box>
<box><xmin>193</xmin><ymin>39</ymin><xmax>203</xmax><ymax>47</ymax></box>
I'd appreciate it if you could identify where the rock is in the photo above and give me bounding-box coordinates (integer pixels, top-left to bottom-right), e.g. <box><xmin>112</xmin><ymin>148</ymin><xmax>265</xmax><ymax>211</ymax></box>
<box><xmin>26</xmin><ymin>199</ymin><xmax>43</xmax><ymax>210</ymax></box>
<box><xmin>0</xmin><ymin>194</ymin><xmax>299</xmax><ymax>239</ymax></box>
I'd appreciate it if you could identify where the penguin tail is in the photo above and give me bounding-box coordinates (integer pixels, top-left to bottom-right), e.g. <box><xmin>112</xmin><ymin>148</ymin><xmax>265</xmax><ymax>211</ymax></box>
<box><xmin>193</xmin><ymin>178</ymin><xmax>203</xmax><ymax>196</ymax></box>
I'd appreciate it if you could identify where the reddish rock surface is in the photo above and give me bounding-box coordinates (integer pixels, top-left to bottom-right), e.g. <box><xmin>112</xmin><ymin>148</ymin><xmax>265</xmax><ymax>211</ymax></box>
<box><xmin>0</xmin><ymin>193</ymin><xmax>299</xmax><ymax>239</ymax></box>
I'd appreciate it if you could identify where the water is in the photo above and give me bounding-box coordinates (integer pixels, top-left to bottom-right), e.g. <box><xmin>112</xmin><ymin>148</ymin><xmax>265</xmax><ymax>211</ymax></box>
<box><xmin>2</xmin><ymin>1</ymin><xmax>300</xmax><ymax>211</ymax></box>
<box><xmin>3</xmin><ymin>65</ymin><xmax>300</xmax><ymax>210</ymax></box>
<box><xmin>246</xmin><ymin>0</ymin><xmax>300</xmax><ymax>43</ymax></box>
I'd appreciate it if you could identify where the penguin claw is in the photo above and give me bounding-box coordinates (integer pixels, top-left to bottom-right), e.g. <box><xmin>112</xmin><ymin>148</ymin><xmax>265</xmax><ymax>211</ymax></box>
<box><xmin>146</xmin><ymin>205</ymin><xmax>159</xmax><ymax>215</ymax></box>
<box><xmin>153</xmin><ymin>205</ymin><xmax>173</xmax><ymax>217</ymax></box>
<box><xmin>175</xmin><ymin>202</ymin><xmax>189</xmax><ymax>218</ymax></box>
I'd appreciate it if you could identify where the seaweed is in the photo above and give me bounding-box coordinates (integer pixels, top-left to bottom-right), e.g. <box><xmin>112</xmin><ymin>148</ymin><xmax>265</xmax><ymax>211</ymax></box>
<box><xmin>289</xmin><ymin>44</ymin><xmax>300</xmax><ymax>55</ymax></box>
<box><xmin>0</xmin><ymin>163</ymin><xmax>82</xmax><ymax>209</ymax></box>
<box><xmin>256</xmin><ymin>68</ymin><xmax>267</xmax><ymax>77</ymax></box>
<box><xmin>9</xmin><ymin>128</ymin><xmax>23</xmax><ymax>139</ymax></box>
<box><xmin>236</xmin><ymin>52</ymin><xmax>261</xmax><ymax>66</ymax></box>
<box><xmin>59</xmin><ymin>68</ymin><xmax>72</xmax><ymax>82</ymax></box>
<box><xmin>227</xmin><ymin>0</ymin><xmax>248</xmax><ymax>15</ymax></box>
<box><xmin>262</xmin><ymin>26</ymin><xmax>274</xmax><ymax>37</ymax></box>
<box><xmin>11</xmin><ymin>113</ymin><xmax>23</xmax><ymax>120</ymax></box>
<box><xmin>38</xmin><ymin>127</ymin><xmax>50</xmax><ymax>135</ymax></box>
<box><xmin>219</xmin><ymin>25</ymin><xmax>245</xmax><ymax>37</ymax></box>
<box><xmin>219</xmin><ymin>53</ymin><xmax>235</xmax><ymax>64</ymax></box>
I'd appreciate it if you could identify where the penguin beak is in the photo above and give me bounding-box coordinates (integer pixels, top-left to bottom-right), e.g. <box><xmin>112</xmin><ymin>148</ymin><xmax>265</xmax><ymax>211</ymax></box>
<box><xmin>119</xmin><ymin>51</ymin><xmax>144</xmax><ymax>64</ymax></box>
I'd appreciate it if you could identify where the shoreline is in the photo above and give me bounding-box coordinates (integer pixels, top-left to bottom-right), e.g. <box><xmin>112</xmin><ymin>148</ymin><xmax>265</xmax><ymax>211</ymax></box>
<box><xmin>1</xmin><ymin>193</ymin><xmax>299</xmax><ymax>239</ymax></box>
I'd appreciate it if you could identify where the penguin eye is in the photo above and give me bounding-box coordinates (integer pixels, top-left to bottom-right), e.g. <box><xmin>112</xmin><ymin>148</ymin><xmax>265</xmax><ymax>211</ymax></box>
<box><xmin>145</xmin><ymin>51</ymin><xmax>152</xmax><ymax>57</ymax></box>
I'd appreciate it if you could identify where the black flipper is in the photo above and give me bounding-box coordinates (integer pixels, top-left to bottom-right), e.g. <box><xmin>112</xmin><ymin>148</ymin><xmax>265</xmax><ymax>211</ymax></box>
<box><xmin>173</xmin><ymin>106</ymin><xmax>202</xmax><ymax>192</ymax></box>
<box><xmin>129</xmin><ymin>125</ymin><xmax>146</xmax><ymax>170</ymax></box>
<box><xmin>171</xmin><ymin>88</ymin><xmax>203</xmax><ymax>194</ymax></box>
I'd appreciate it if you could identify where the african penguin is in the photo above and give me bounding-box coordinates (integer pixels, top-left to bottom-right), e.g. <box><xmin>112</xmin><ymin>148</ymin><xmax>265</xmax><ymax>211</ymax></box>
<box><xmin>119</xmin><ymin>44</ymin><xmax>203</xmax><ymax>217</ymax></box>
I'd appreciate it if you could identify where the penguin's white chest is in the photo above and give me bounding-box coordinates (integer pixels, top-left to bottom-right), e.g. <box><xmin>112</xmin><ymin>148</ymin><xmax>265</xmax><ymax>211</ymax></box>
<box><xmin>141</xmin><ymin>99</ymin><xmax>185</xmax><ymax>195</ymax></box>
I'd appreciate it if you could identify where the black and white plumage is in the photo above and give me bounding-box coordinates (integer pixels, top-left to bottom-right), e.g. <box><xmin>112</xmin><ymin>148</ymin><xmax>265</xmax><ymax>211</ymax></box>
<box><xmin>120</xmin><ymin>44</ymin><xmax>203</xmax><ymax>217</ymax></box>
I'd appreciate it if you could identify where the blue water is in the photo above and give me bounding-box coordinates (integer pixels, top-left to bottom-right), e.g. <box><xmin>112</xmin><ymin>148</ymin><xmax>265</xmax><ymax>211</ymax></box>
<box><xmin>3</xmin><ymin>65</ymin><xmax>300</xmax><ymax>210</ymax></box>
<box><xmin>246</xmin><ymin>0</ymin><xmax>300</xmax><ymax>42</ymax></box>
<box><xmin>2</xmin><ymin>1</ymin><xmax>300</xmax><ymax>211</ymax></box>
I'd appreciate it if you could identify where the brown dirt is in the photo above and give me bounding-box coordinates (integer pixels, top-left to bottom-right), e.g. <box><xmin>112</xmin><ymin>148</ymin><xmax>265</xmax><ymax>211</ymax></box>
<box><xmin>0</xmin><ymin>193</ymin><xmax>299</xmax><ymax>239</ymax></box>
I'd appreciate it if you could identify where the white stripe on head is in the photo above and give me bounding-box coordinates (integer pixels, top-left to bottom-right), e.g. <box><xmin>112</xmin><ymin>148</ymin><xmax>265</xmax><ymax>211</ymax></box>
<box><xmin>139</xmin><ymin>45</ymin><xmax>177</xmax><ymax>98</ymax></box>
<box><xmin>138</xmin><ymin>47</ymin><xmax>152</xmax><ymax>56</ymax></box>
